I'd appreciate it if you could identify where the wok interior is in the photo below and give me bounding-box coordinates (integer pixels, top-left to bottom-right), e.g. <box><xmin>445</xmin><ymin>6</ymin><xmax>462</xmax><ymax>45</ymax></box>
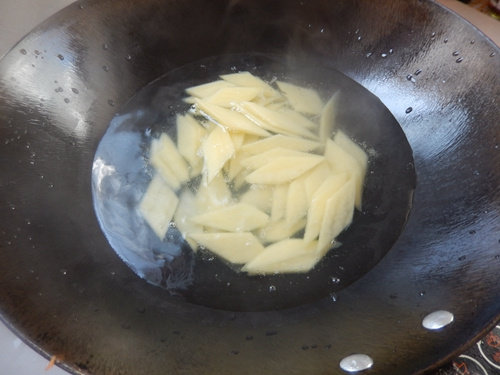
<box><xmin>92</xmin><ymin>53</ymin><xmax>416</xmax><ymax>311</ymax></box>
<box><xmin>0</xmin><ymin>0</ymin><xmax>498</xmax><ymax>374</ymax></box>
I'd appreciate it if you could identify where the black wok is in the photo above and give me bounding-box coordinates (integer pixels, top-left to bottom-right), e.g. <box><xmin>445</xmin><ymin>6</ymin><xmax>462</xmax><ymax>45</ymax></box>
<box><xmin>0</xmin><ymin>0</ymin><xmax>499</xmax><ymax>374</ymax></box>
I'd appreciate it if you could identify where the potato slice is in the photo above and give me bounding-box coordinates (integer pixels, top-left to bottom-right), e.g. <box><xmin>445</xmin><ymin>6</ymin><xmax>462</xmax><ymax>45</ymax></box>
<box><xmin>220</xmin><ymin>71</ymin><xmax>277</xmax><ymax>97</ymax></box>
<box><xmin>258</xmin><ymin>218</ymin><xmax>306</xmax><ymax>244</ymax></box>
<box><xmin>230</xmin><ymin>132</ymin><xmax>245</xmax><ymax>150</ymax></box>
<box><xmin>152</xmin><ymin>133</ymin><xmax>190</xmax><ymax>183</ymax></box>
<box><xmin>239</xmin><ymin>101</ymin><xmax>319</xmax><ymax>139</ymax></box>
<box><xmin>206</xmin><ymin>86</ymin><xmax>263</xmax><ymax>107</ymax></box>
<box><xmin>280</xmin><ymin>108</ymin><xmax>318</xmax><ymax>130</ymax></box>
<box><xmin>191</xmin><ymin>203</ymin><xmax>269</xmax><ymax>232</ymax></box>
<box><xmin>241</xmin><ymin>148</ymin><xmax>317</xmax><ymax>170</ymax></box>
<box><xmin>271</xmin><ymin>184</ymin><xmax>288</xmax><ymax>222</ymax></box>
<box><xmin>195</xmin><ymin>173</ymin><xmax>233</xmax><ymax>213</ymax></box>
<box><xmin>242</xmin><ymin>239</ymin><xmax>319</xmax><ymax>274</ymax></box>
<box><xmin>286</xmin><ymin>177</ymin><xmax>308</xmax><ymax>225</ymax></box>
<box><xmin>202</xmin><ymin>125</ymin><xmax>235</xmax><ymax>183</ymax></box>
<box><xmin>174</xmin><ymin>190</ymin><xmax>203</xmax><ymax>250</ymax></box>
<box><xmin>334</xmin><ymin>130</ymin><xmax>368</xmax><ymax>176</ymax></box>
<box><xmin>317</xmin><ymin>178</ymin><xmax>355</xmax><ymax>254</ymax></box>
<box><xmin>241</xmin><ymin>134</ymin><xmax>321</xmax><ymax>155</ymax></box>
<box><xmin>276</xmin><ymin>81</ymin><xmax>324</xmax><ymax>115</ymax></box>
<box><xmin>139</xmin><ymin>174</ymin><xmax>179</xmax><ymax>240</ymax></box>
<box><xmin>245</xmin><ymin>155</ymin><xmax>324</xmax><ymax>185</ymax></box>
<box><xmin>240</xmin><ymin>185</ymin><xmax>273</xmax><ymax>213</ymax></box>
<box><xmin>176</xmin><ymin>114</ymin><xmax>206</xmax><ymax>176</ymax></box>
<box><xmin>303</xmin><ymin>161</ymin><xmax>332</xmax><ymax>201</ymax></box>
<box><xmin>189</xmin><ymin>232</ymin><xmax>264</xmax><ymax>264</ymax></box>
<box><xmin>303</xmin><ymin>173</ymin><xmax>349</xmax><ymax>243</ymax></box>
<box><xmin>196</xmin><ymin>100</ymin><xmax>270</xmax><ymax>137</ymax></box>
<box><xmin>324</xmin><ymin>138</ymin><xmax>364</xmax><ymax>209</ymax></box>
<box><xmin>186</xmin><ymin>80</ymin><xmax>235</xmax><ymax>98</ymax></box>
<box><xmin>319</xmin><ymin>92</ymin><xmax>340</xmax><ymax>144</ymax></box>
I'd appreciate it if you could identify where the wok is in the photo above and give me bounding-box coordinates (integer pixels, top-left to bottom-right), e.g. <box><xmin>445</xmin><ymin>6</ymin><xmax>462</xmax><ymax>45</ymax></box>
<box><xmin>0</xmin><ymin>0</ymin><xmax>499</xmax><ymax>374</ymax></box>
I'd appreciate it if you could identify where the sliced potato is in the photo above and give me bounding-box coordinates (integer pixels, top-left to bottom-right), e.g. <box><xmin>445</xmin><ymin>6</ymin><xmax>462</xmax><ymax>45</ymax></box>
<box><xmin>189</xmin><ymin>232</ymin><xmax>264</xmax><ymax>264</ymax></box>
<box><xmin>196</xmin><ymin>100</ymin><xmax>270</xmax><ymax>137</ymax></box>
<box><xmin>242</xmin><ymin>239</ymin><xmax>319</xmax><ymax>274</ymax></box>
<box><xmin>150</xmin><ymin>140</ymin><xmax>182</xmax><ymax>191</ymax></box>
<box><xmin>245</xmin><ymin>155</ymin><xmax>324</xmax><ymax>185</ymax></box>
<box><xmin>241</xmin><ymin>148</ymin><xmax>318</xmax><ymax>170</ymax></box>
<box><xmin>176</xmin><ymin>114</ymin><xmax>206</xmax><ymax>176</ymax></box>
<box><xmin>276</xmin><ymin>81</ymin><xmax>324</xmax><ymax>115</ymax></box>
<box><xmin>202</xmin><ymin>125</ymin><xmax>235</xmax><ymax>183</ymax></box>
<box><xmin>319</xmin><ymin>92</ymin><xmax>340</xmax><ymax>143</ymax></box>
<box><xmin>271</xmin><ymin>184</ymin><xmax>288</xmax><ymax>222</ymax></box>
<box><xmin>334</xmin><ymin>130</ymin><xmax>368</xmax><ymax>176</ymax></box>
<box><xmin>195</xmin><ymin>173</ymin><xmax>233</xmax><ymax>213</ymax></box>
<box><xmin>324</xmin><ymin>138</ymin><xmax>364</xmax><ymax>209</ymax></box>
<box><xmin>286</xmin><ymin>177</ymin><xmax>308</xmax><ymax>225</ymax></box>
<box><xmin>139</xmin><ymin>174</ymin><xmax>179</xmax><ymax>240</ymax></box>
<box><xmin>303</xmin><ymin>173</ymin><xmax>349</xmax><ymax>243</ymax></box>
<box><xmin>186</xmin><ymin>80</ymin><xmax>235</xmax><ymax>98</ymax></box>
<box><xmin>174</xmin><ymin>190</ymin><xmax>203</xmax><ymax>249</ymax></box>
<box><xmin>258</xmin><ymin>218</ymin><xmax>306</xmax><ymax>244</ymax></box>
<box><xmin>303</xmin><ymin>161</ymin><xmax>332</xmax><ymax>201</ymax></box>
<box><xmin>317</xmin><ymin>178</ymin><xmax>355</xmax><ymax>254</ymax></box>
<box><xmin>206</xmin><ymin>86</ymin><xmax>263</xmax><ymax>107</ymax></box>
<box><xmin>240</xmin><ymin>185</ymin><xmax>273</xmax><ymax>213</ymax></box>
<box><xmin>220</xmin><ymin>71</ymin><xmax>277</xmax><ymax>97</ymax></box>
<box><xmin>191</xmin><ymin>203</ymin><xmax>269</xmax><ymax>232</ymax></box>
<box><xmin>241</xmin><ymin>134</ymin><xmax>321</xmax><ymax>155</ymax></box>
<box><xmin>239</xmin><ymin>101</ymin><xmax>319</xmax><ymax>139</ymax></box>
<box><xmin>230</xmin><ymin>132</ymin><xmax>245</xmax><ymax>150</ymax></box>
<box><xmin>280</xmin><ymin>108</ymin><xmax>318</xmax><ymax>130</ymax></box>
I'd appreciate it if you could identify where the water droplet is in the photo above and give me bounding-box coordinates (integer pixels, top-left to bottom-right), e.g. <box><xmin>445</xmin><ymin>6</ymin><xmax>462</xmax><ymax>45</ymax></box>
<box><xmin>357</xmin><ymin>36</ymin><xmax>362</xmax><ymax>41</ymax></box>
<box><xmin>405</xmin><ymin>107</ymin><xmax>413</xmax><ymax>114</ymax></box>
<box><xmin>329</xmin><ymin>292</ymin><xmax>338</xmax><ymax>302</ymax></box>
<box><xmin>365</xmin><ymin>52</ymin><xmax>372</xmax><ymax>58</ymax></box>
<box><xmin>320</xmin><ymin>28</ymin><xmax>325</xmax><ymax>33</ymax></box>
<box><xmin>57</xmin><ymin>54</ymin><xmax>64</xmax><ymax>61</ymax></box>
<box><xmin>71</xmin><ymin>88</ymin><xmax>79</xmax><ymax>94</ymax></box>
<box><xmin>456</xmin><ymin>57</ymin><xmax>463</xmax><ymax>63</ymax></box>
<box><xmin>452</xmin><ymin>51</ymin><xmax>460</xmax><ymax>56</ymax></box>
<box><xmin>330</xmin><ymin>276</ymin><xmax>341</xmax><ymax>284</ymax></box>
<box><xmin>490</xmin><ymin>52</ymin><xmax>496</xmax><ymax>57</ymax></box>
<box><xmin>64</xmin><ymin>98</ymin><xmax>70</xmax><ymax>104</ymax></box>
<box><xmin>60</xmin><ymin>269</ymin><xmax>67</xmax><ymax>275</ymax></box>
<box><xmin>102</xmin><ymin>65</ymin><xmax>109</xmax><ymax>72</ymax></box>
<box><xmin>48</xmin><ymin>183</ymin><xmax>54</xmax><ymax>189</ymax></box>
<box><xmin>470</xmin><ymin>39</ymin><xmax>475</xmax><ymax>44</ymax></box>
<box><xmin>469</xmin><ymin>229</ymin><xmax>476</xmax><ymax>234</ymax></box>
<box><xmin>125</xmin><ymin>54</ymin><xmax>132</xmax><ymax>61</ymax></box>
<box><xmin>107</xmin><ymin>99</ymin><xmax>115</xmax><ymax>107</ymax></box>
<box><xmin>340</xmin><ymin>354</ymin><xmax>374</xmax><ymax>372</ymax></box>
<box><xmin>406</xmin><ymin>74</ymin><xmax>413</xmax><ymax>81</ymax></box>
<box><xmin>422</xmin><ymin>310</ymin><xmax>454</xmax><ymax>330</ymax></box>
<box><xmin>414</xmin><ymin>69</ymin><xmax>422</xmax><ymax>76</ymax></box>
<box><xmin>381</xmin><ymin>53</ymin><xmax>387</xmax><ymax>58</ymax></box>
<box><xmin>389</xmin><ymin>48</ymin><xmax>393</xmax><ymax>54</ymax></box>
<box><xmin>79</xmin><ymin>3</ymin><xmax>84</xmax><ymax>9</ymax></box>
<box><xmin>458</xmin><ymin>255</ymin><xmax>466</xmax><ymax>261</ymax></box>
<box><xmin>419</xmin><ymin>291</ymin><xmax>426</xmax><ymax>297</ymax></box>
<box><xmin>269</xmin><ymin>285</ymin><xmax>276</xmax><ymax>292</ymax></box>
<box><xmin>431</xmin><ymin>32</ymin><xmax>436</xmax><ymax>39</ymax></box>
<box><xmin>54</xmin><ymin>87</ymin><xmax>63</xmax><ymax>93</ymax></box>
<box><xmin>443</xmin><ymin>38</ymin><xmax>448</xmax><ymax>43</ymax></box>
<box><xmin>102</xmin><ymin>43</ymin><xmax>109</xmax><ymax>50</ymax></box>
<box><xmin>226</xmin><ymin>282</ymin><xmax>231</xmax><ymax>287</ymax></box>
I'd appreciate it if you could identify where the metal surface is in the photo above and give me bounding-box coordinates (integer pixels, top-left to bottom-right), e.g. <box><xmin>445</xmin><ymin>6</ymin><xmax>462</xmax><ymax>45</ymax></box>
<box><xmin>0</xmin><ymin>0</ymin><xmax>499</xmax><ymax>374</ymax></box>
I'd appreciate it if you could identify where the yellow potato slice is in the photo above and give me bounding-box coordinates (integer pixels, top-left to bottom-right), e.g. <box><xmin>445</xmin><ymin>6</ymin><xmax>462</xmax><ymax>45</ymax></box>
<box><xmin>239</xmin><ymin>101</ymin><xmax>319</xmax><ymax>139</ymax></box>
<box><xmin>196</xmin><ymin>100</ymin><xmax>270</xmax><ymax>137</ymax></box>
<box><xmin>258</xmin><ymin>218</ymin><xmax>306</xmax><ymax>244</ymax></box>
<box><xmin>189</xmin><ymin>232</ymin><xmax>264</xmax><ymax>264</ymax></box>
<box><xmin>176</xmin><ymin>114</ymin><xmax>206</xmax><ymax>176</ymax></box>
<box><xmin>241</xmin><ymin>134</ymin><xmax>321</xmax><ymax>155</ymax></box>
<box><xmin>191</xmin><ymin>203</ymin><xmax>269</xmax><ymax>232</ymax></box>
<box><xmin>202</xmin><ymin>125</ymin><xmax>235</xmax><ymax>183</ymax></box>
<box><xmin>186</xmin><ymin>80</ymin><xmax>235</xmax><ymax>98</ymax></box>
<box><xmin>174</xmin><ymin>190</ymin><xmax>203</xmax><ymax>250</ymax></box>
<box><xmin>280</xmin><ymin>108</ymin><xmax>318</xmax><ymax>130</ymax></box>
<box><xmin>206</xmin><ymin>86</ymin><xmax>263</xmax><ymax>107</ymax></box>
<box><xmin>232</xmin><ymin>167</ymin><xmax>252</xmax><ymax>190</ymax></box>
<box><xmin>242</xmin><ymin>239</ymin><xmax>319</xmax><ymax>274</ymax></box>
<box><xmin>240</xmin><ymin>185</ymin><xmax>273</xmax><ymax>213</ymax></box>
<box><xmin>317</xmin><ymin>178</ymin><xmax>355</xmax><ymax>254</ymax></box>
<box><xmin>220</xmin><ymin>71</ymin><xmax>277</xmax><ymax>97</ymax></box>
<box><xmin>286</xmin><ymin>177</ymin><xmax>308</xmax><ymax>225</ymax></box>
<box><xmin>276</xmin><ymin>81</ymin><xmax>324</xmax><ymax>115</ymax></box>
<box><xmin>319</xmin><ymin>92</ymin><xmax>340</xmax><ymax>143</ymax></box>
<box><xmin>324</xmin><ymin>138</ymin><xmax>364</xmax><ymax>209</ymax></box>
<box><xmin>245</xmin><ymin>155</ymin><xmax>324</xmax><ymax>185</ymax></box>
<box><xmin>271</xmin><ymin>184</ymin><xmax>288</xmax><ymax>222</ymax></box>
<box><xmin>226</xmin><ymin>151</ymin><xmax>248</xmax><ymax>181</ymax></box>
<box><xmin>334</xmin><ymin>130</ymin><xmax>368</xmax><ymax>176</ymax></box>
<box><xmin>139</xmin><ymin>174</ymin><xmax>179</xmax><ymax>240</ymax></box>
<box><xmin>303</xmin><ymin>161</ymin><xmax>332</xmax><ymax>201</ymax></box>
<box><xmin>152</xmin><ymin>133</ymin><xmax>190</xmax><ymax>182</ymax></box>
<box><xmin>195</xmin><ymin>173</ymin><xmax>233</xmax><ymax>213</ymax></box>
<box><xmin>303</xmin><ymin>173</ymin><xmax>349</xmax><ymax>243</ymax></box>
<box><xmin>241</xmin><ymin>148</ymin><xmax>318</xmax><ymax>170</ymax></box>
<box><xmin>230</xmin><ymin>132</ymin><xmax>245</xmax><ymax>150</ymax></box>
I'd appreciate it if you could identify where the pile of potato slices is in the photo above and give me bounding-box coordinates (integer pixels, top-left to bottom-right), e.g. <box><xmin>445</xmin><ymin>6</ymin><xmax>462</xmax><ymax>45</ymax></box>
<box><xmin>139</xmin><ymin>71</ymin><xmax>368</xmax><ymax>274</ymax></box>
